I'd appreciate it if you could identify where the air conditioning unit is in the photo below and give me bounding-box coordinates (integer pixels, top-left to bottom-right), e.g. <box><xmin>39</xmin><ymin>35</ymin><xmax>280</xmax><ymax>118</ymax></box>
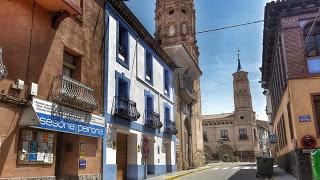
<box><xmin>30</xmin><ymin>82</ymin><xmax>38</xmax><ymax>96</ymax></box>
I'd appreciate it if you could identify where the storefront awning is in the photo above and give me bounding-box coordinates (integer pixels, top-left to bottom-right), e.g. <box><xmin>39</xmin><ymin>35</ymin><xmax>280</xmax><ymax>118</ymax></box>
<box><xmin>19</xmin><ymin>98</ymin><xmax>105</xmax><ymax>138</ymax></box>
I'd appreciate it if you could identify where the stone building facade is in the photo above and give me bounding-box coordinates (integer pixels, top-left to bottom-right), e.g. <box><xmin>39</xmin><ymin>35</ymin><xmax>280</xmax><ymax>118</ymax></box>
<box><xmin>0</xmin><ymin>0</ymin><xmax>104</xmax><ymax>179</ymax></box>
<box><xmin>202</xmin><ymin>58</ymin><xmax>259</xmax><ymax>162</ymax></box>
<box><xmin>155</xmin><ymin>0</ymin><xmax>206</xmax><ymax>170</ymax></box>
<box><xmin>261</xmin><ymin>0</ymin><xmax>320</xmax><ymax>179</ymax></box>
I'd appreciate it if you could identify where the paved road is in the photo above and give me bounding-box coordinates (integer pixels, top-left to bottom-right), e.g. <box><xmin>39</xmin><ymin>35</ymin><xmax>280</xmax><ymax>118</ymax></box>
<box><xmin>179</xmin><ymin>163</ymin><xmax>296</xmax><ymax>180</ymax></box>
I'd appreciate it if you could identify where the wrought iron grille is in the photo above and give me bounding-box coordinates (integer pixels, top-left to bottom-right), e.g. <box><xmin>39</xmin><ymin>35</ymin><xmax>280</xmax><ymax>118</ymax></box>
<box><xmin>182</xmin><ymin>74</ymin><xmax>195</xmax><ymax>96</ymax></box>
<box><xmin>145</xmin><ymin>110</ymin><xmax>162</xmax><ymax>129</ymax></box>
<box><xmin>50</xmin><ymin>75</ymin><xmax>97</xmax><ymax>112</ymax></box>
<box><xmin>164</xmin><ymin>120</ymin><xmax>178</xmax><ymax>135</ymax></box>
<box><xmin>113</xmin><ymin>96</ymin><xmax>140</xmax><ymax>121</ymax></box>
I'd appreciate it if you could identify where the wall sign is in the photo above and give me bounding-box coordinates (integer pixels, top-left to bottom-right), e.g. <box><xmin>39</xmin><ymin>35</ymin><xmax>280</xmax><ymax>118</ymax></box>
<box><xmin>79</xmin><ymin>159</ymin><xmax>86</xmax><ymax>169</ymax></box>
<box><xmin>32</xmin><ymin>98</ymin><xmax>105</xmax><ymax>138</ymax></box>
<box><xmin>268</xmin><ymin>134</ymin><xmax>277</xmax><ymax>144</ymax></box>
<box><xmin>299</xmin><ymin>115</ymin><xmax>311</xmax><ymax>122</ymax></box>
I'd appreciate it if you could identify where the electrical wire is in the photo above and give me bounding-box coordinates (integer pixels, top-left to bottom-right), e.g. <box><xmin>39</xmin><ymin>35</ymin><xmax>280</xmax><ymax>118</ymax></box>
<box><xmin>196</xmin><ymin>20</ymin><xmax>264</xmax><ymax>35</ymax></box>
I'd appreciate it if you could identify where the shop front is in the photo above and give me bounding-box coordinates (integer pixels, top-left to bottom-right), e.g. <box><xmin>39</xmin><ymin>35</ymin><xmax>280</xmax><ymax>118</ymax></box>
<box><xmin>17</xmin><ymin>97</ymin><xmax>105</xmax><ymax>179</ymax></box>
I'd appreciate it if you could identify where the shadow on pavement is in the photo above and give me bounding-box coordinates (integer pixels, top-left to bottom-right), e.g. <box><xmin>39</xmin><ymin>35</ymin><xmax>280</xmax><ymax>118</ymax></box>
<box><xmin>228</xmin><ymin>169</ymin><xmax>258</xmax><ymax>180</ymax></box>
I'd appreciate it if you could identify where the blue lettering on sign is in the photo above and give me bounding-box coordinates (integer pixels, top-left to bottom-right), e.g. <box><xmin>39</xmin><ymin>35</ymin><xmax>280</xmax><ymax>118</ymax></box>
<box><xmin>299</xmin><ymin>115</ymin><xmax>311</xmax><ymax>122</ymax></box>
<box><xmin>35</xmin><ymin>113</ymin><xmax>105</xmax><ymax>138</ymax></box>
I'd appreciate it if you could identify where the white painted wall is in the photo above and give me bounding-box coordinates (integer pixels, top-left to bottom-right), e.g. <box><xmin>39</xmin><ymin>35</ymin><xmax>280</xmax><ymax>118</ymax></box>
<box><xmin>105</xmin><ymin>14</ymin><xmax>176</xmax><ymax>166</ymax></box>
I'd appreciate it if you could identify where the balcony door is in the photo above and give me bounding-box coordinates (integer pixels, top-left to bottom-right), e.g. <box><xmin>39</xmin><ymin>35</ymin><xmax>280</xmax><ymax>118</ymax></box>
<box><xmin>117</xmin><ymin>78</ymin><xmax>129</xmax><ymax>110</ymax></box>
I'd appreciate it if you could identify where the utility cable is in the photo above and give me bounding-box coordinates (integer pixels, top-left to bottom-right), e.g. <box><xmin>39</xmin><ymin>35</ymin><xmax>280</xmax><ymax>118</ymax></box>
<box><xmin>196</xmin><ymin>20</ymin><xmax>264</xmax><ymax>35</ymax></box>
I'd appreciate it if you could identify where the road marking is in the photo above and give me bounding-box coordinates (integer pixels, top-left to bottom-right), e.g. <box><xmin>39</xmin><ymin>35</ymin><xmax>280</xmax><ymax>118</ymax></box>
<box><xmin>222</xmin><ymin>167</ymin><xmax>229</xmax><ymax>170</ymax></box>
<box><xmin>211</xmin><ymin>167</ymin><xmax>220</xmax><ymax>171</ymax></box>
<box><xmin>232</xmin><ymin>167</ymin><xmax>240</xmax><ymax>169</ymax></box>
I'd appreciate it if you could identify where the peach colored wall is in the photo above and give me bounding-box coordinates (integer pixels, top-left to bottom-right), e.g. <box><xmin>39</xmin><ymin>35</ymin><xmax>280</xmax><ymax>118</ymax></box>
<box><xmin>273</xmin><ymin>78</ymin><xmax>320</xmax><ymax>157</ymax></box>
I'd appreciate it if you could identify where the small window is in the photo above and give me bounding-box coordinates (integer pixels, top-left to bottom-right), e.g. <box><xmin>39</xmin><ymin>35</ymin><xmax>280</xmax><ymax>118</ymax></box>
<box><xmin>168</xmin><ymin>24</ymin><xmax>175</xmax><ymax>37</ymax></box>
<box><xmin>181</xmin><ymin>9</ymin><xmax>187</xmax><ymax>14</ymax></box>
<box><xmin>240</xmin><ymin>116</ymin><xmax>244</xmax><ymax>120</ymax></box>
<box><xmin>164</xmin><ymin>69</ymin><xmax>170</xmax><ymax>96</ymax></box>
<box><xmin>117</xmin><ymin>23</ymin><xmax>129</xmax><ymax>68</ymax></box>
<box><xmin>304</xmin><ymin>22</ymin><xmax>320</xmax><ymax>57</ymax></box>
<box><xmin>145</xmin><ymin>51</ymin><xmax>153</xmax><ymax>83</ymax></box>
<box><xmin>168</xmin><ymin>10</ymin><xmax>174</xmax><ymax>15</ymax></box>
<box><xmin>221</xmin><ymin>130</ymin><xmax>228</xmax><ymax>138</ymax></box>
<box><xmin>239</xmin><ymin>128</ymin><xmax>248</xmax><ymax>140</ymax></box>
<box><xmin>164</xmin><ymin>106</ymin><xmax>170</xmax><ymax>122</ymax></box>
<box><xmin>313</xmin><ymin>95</ymin><xmax>320</xmax><ymax>135</ymax></box>
<box><xmin>203</xmin><ymin>131</ymin><xmax>208</xmax><ymax>142</ymax></box>
<box><xmin>63</xmin><ymin>52</ymin><xmax>76</xmax><ymax>78</ymax></box>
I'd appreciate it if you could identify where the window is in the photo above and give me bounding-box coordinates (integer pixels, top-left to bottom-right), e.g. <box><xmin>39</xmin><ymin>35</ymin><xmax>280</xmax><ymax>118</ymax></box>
<box><xmin>287</xmin><ymin>103</ymin><xmax>294</xmax><ymax>140</ymax></box>
<box><xmin>117</xmin><ymin>23</ymin><xmax>129</xmax><ymax>68</ymax></box>
<box><xmin>304</xmin><ymin>22</ymin><xmax>320</xmax><ymax>57</ymax></box>
<box><xmin>181</xmin><ymin>9</ymin><xmax>187</xmax><ymax>14</ymax></box>
<box><xmin>221</xmin><ymin>130</ymin><xmax>228</xmax><ymax>138</ymax></box>
<box><xmin>277</xmin><ymin>115</ymin><xmax>288</xmax><ymax>150</ymax></box>
<box><xmin>164</xmin><ymin>69</ymin><xmax>170</xmax><ymax>96</ymax></box>
<box><xmin>203</xmin><ymin>131</ymin><xmax>208</xmax><ymax>142</ymax></box>
<box><xmin>115</xmin><ymin>72</ymin><xmax>130</xmax><ymax>110</ymax></box>
<box><xmin>164</xmin><ymin>106</ymin><xmax>170</xmax><ymax>121</ymax></box>
<box><xmin>168</xmin><ymin>10</ymin><xmax>174</xmax><ymax>15</ymax></box>
<box><xmin>239</xmin><ymin>128</ymin><xmax>248</xmax><ymax>140</ymax></box>
<box><xmin>18</xmin><ymin>129</ymin><xmax>55</xmax><ymax>165</ymax></box>
<box><xmin>63</xmin><ymin>52</ymin><xmax>76</xmax><ymax>78</ymax></box>
<box><xmin>145</xmin><ymin>51</ymin><xmax>153</xmax><ymax>83</ymax></box>
<box><xmin>168</xmin><ymin>24</ymin><xmax>175</xmax><ymax>36</ymax></box>
<box><xmin>314</xmin><ymin>95</ymin><xmax>320</xmax><ymax>135</ymax></box>
<box><xmin>240</xmin><ymin>116</ymin><xmax>244</xmax><ymax>120</ymax></box>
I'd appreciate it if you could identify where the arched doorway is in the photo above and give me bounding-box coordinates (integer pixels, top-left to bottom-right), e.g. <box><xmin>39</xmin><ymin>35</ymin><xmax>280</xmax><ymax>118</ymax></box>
<box><xmin>220</xmin><ymin>144</ymin><xmax>233</xmax><ymax>162</ymax></box>
<box><xmin>184</xmin><ymin>117</ymin><xmax>192</xmax><ymax>168</ymax></box>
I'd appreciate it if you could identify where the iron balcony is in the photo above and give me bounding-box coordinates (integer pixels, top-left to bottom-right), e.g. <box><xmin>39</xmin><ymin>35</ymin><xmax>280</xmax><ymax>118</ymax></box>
<box><xmin>113</xmin><ymin>96</ymin><xmax>140</xmax><ymax>121</ymax></box>
<box><xmin>145</xmin><ymin>110</ymin><xmax>163</xmax><ymax>129</ymax></box>
<box><xmin>164</xmin><ymin>120</ymin><xmax>178</xmax><ymax>135</ymax></box>
<box><xmin>50</xmin><ymin>75</ymin><xmax>97</xmax><ymax>112</ymax></box>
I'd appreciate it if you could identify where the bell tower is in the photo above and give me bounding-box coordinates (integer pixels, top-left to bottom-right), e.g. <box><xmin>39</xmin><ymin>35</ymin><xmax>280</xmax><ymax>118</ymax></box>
<box><xmin>233</xmin><ymin>50</ymin><xmax>255</xmax><ymax>124</ymax></box>
<box><xmin>155</xmin><ymin>0</ymin><xmax>199</xmax><ymax>61</ymax></box>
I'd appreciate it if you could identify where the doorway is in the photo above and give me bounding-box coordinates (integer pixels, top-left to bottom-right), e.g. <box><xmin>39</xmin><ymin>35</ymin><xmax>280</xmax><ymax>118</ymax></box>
<box><xmin>116</xmin><ymin>133</ymin><xmax>128</xmax><ymax>180</ymax></box>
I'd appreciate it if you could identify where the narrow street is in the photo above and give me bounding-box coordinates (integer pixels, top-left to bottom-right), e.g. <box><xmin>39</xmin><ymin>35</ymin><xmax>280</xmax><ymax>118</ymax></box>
<box><xmin>149</xmin><ymin>162</ymin><xmax>297</xmax><ymax>180</ymax></box>
<box><xmin>180</xmin><ymin>163</ymin><xmax>295</xmax><ymax>180</ymax></box>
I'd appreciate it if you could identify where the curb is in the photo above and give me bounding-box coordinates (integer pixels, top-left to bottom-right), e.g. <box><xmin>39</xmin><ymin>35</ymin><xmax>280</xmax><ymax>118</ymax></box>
<box><xmin>165</xmin><ymin>167</ymin><xmax>212</xmax><ymax>180</ymax></box>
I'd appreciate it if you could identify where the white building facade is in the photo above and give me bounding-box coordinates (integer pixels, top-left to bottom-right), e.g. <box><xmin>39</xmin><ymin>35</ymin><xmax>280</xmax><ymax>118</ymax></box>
<box><xmin>103</xmin><ymin>1</ymin><xmax>177</xmax><ymax>180</ymax></box>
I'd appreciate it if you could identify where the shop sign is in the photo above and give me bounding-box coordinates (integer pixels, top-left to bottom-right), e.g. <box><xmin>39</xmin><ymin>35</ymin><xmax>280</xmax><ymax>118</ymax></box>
<box><xmin>79</xmin><ymin>159</ymin><xmax>86</xmax><ymax>169</ymax></box>
<box><xmin>32</xmin><ymin>98</ymin><xmax>105</xmax><ymax>138</ymax></box>
<box><xmin>299</xmin><ymin>115</ymin><xmax>311</xmax><ymax>122</ymax></box>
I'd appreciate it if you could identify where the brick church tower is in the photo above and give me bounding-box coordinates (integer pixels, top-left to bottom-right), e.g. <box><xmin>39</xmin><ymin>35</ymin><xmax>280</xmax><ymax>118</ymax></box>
<box><xmin>155</xmin><ymin>0</ymin><xmax>199</xmax><ymax>61</ymax></box>
<box><xmin>155</xmin><ymin>0</ymin><xmax>206</xmax><ymax>170</ymax></box>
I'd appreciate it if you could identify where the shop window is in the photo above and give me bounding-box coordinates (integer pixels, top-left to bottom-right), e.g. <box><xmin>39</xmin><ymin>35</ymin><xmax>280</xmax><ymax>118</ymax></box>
<box><xmin>18</xmin><ymin>129</ymin><xmax>55</xmax><ymax>165</ymax></box>
<box><xmin>314</xmin><ymin>95</ymin><xmax>320</xmax><ymax>135</ymax></box>
<box><xmin>239</xmin><ymin>128</ymin><xmax>248</xmax><ymax>140</ymax></box>
<box><xmin>145</xmin><ymin>51</ymin><xmax>153</xmax><ymax>84</ymax></box>
<box><xmin>117</xmin><ymin>23</ymin><xmax>129</xmax><ymax>68</ymax></box>
<box><xmin>164</xmin><ymin>69</ymin><xmax>170</xmax><ymax>96</ymax></box>
<box><xmin>203</xmin><ymin>131</ymin><xmax>208</xmax><ymax>142</ymax></box>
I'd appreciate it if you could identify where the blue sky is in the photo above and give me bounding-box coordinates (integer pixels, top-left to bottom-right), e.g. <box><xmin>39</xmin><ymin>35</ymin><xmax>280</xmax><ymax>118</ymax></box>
<box><xmin>126</xmin><ymin>0</ymin><xmax>273</xmax><ymax>120</ymax></box>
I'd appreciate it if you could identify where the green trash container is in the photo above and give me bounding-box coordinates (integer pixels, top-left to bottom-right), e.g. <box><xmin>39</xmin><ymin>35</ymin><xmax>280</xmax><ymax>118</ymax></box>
<box><xmin>256</xmin><ymin>157</ymin><xmax>274</xmax><ymax>178</ymax></box>
<box><xmin>312</xmin><ymin>149</ymin><xmax>320</xmax><ymax>180</ymax></box>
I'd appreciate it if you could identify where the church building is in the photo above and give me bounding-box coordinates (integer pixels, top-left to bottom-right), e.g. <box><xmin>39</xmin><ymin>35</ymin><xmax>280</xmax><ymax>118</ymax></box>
<box><xmin>202</xmin><ymin>54</ymin><xmax>260</xmax><ymax>162</ymax></box>
<box><xmin>155</xmin><ymin>0</ymin><xmax>206</xmax><ymax>170</ymax></box>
